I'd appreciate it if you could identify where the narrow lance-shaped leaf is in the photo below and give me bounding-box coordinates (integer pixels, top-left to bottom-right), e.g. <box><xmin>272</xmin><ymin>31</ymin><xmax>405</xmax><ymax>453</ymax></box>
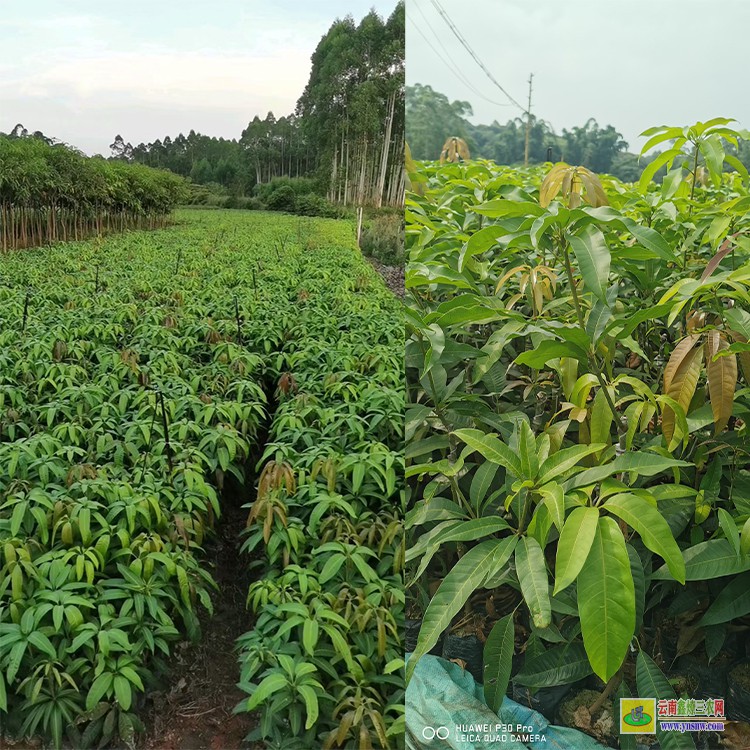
<box><xmin>699</xmin><ymin>572</ymin><xmax>750</xmax><ymax>626</ymax></box>
<box><xmin>603</xmin><ymin>493</ymin><xmax>686</xmax><ymax>583</ymax></box>
<box><xmin>636</xmin><ymin>651</ymin><xmax>696</xmax><ymax>750</ymax></box>
<box><xmin>577</xmin><ymin>516</ymin><xmax>635</xmax><ymax>682</ymax></box>
<box><xmin>406</xmin><ymin>541</ymin><xmax>499</xmax><ymax>683</ymax></box>
<box><xmin>453</xmin><ymin>428</ymin><xmax>522</xmax><ymax>478</ymax></box>
<box><xmin>705</xmin><ymin>330</ymin><xmax>737</xmax><ymax>435</ymax></box>
<box><xmin>536</xmin><ymin>443</ymin><xmax>606</xmax><ymax>485</ymax></box>
<box><xmin>483</xmin><ymin>613</ymin><xmax>515</xmax><ymax>713</ymax></box>
<box><xmin>554</xmin><ymin>506</ymin><xmax>599</xmax><ymax>594</ymax></box>
<box><xmin>515</xmin><ymin>537</ymin><xmax>551</xmax><ymax>628</ymax></box>
<box><xmin>568</xmin><ymin>227</ymin><xmax>610</xmax><ymax>302</ymax></box>
<box><xmin>652</xmin><ymin>539</ymin><xmax>750</xmax><ymax>581</ymax></box>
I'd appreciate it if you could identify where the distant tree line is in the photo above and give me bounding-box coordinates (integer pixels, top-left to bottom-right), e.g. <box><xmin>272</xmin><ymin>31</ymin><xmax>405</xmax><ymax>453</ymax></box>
<box><xmin>0</xmin><ymin>130</ymin><xmax>184</xmax><ymax>250</ymax></box>
<box><xmin>110</xmin><ymin>4</ymin><xmax>404</xmax><ymax>208</ymax></box>
<box><xmin>406</xmin><ymin>84</ymin><xmax>750</xmax><ymax>183</ymax></box>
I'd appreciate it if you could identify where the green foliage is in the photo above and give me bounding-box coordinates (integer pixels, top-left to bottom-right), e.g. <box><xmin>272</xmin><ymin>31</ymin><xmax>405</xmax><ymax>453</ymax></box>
<box><xmin>217</xmin><ymin>213</ymin><xmax>403</xmax><ymax>747</ymax></box>
<box><xmin>0</xmin><ymin>134</ymin><xmax>186</xmax><ymax>250</ymax></box>
<box><xmin>406</xmin><ymin>120</ymin><xmax>750</xmax><ymax>719</ymax></box>
<box><xmin>0</xmin><ymin>209</ymin><xmax>402</xmax><ymax>749</ymax></box>
<box><xmin>266</xmin><ymin>185</ymin><xmax>297</xmax><ymax>213</ymax></box>
<box><xmin>360</xmin><ymin>212</ymin><xmax>406</xmax><ymax>266</ymax></box>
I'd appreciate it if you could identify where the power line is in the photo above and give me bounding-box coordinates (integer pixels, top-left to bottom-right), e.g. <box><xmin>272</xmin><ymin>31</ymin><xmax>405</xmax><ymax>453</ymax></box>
<box><xmin>428</xmin><ymin>0</ymin><xmax>526</xmax><ymax>114</ymax></box>
<box><xmin>406</xmin><ymin>15</ymin><xmax>509</xmax><ymax>108</ymax></box>
<box><xmin>524</xmin><ymin>73</ymin><xmax>534</xmax><ymax>166</ymax></box>
<box><xmin>409</xmin><ymin>0</ymin><xmax>511</xmax><ymax>108</ymax></box>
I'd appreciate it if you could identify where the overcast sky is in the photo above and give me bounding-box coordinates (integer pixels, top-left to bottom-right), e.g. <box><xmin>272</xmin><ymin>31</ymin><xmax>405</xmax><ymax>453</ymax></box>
<box><xmin>406</xmin><ymin>0</ymin><xmax>750</xmax><ymax>152</ymax></box>
<box><xmin>0</xmin><ymin>1</ymin><xmax>396</xmax><ymax>155</ymax></box>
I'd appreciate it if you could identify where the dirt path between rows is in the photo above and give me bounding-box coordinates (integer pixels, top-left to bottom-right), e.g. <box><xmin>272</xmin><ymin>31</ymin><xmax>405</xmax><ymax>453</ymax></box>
<box><xmin>368</xmin><ymin>257</ymin><xmax>405</xmax><ymax>298</ymax></box>
<box><xmin>144</xmin><ymin>494</ymin><xmax>260</xmax><ymax>750</ymax></box>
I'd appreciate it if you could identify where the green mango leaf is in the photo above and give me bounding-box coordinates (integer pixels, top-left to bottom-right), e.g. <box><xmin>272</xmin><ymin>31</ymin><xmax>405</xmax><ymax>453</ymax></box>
<box><xmin>406</xmin><ymin>541</ymin><xmax>499</xmax><ymax>683</ymax></box>
<box><xmin>518</xmin><ymin>420</ymin><xmax>539</xmax><ymax>480</ymax></box>
<box><xmin>724</xmin><ymin>153</ymin><xmax>749</xmax><ymax>181</ymax></box>
<box><xmin>245</xmin><ymin>672</ymin><xmax>288</xmax><ymax>711</ymax></box>
<box><xmin>86</xmin><ymin>672</ymin><xmax>114</xmax><ymax>712</ymax></box>
<box><xmin>603</xmin><ymin>493</ymin><xmax>686</xmax><ymax>584</ymax></box>
<box><xmin>113</xmin><ymin>675</ymin><xmax>132</xmax><ymax>711</ymax></box>
<box><xmin>741</xmin><ymin>516</ymin><xmax>750</xmax><ymax>557</ymax></box>
<box><xmin>636</xmin><ymin>651</ymin><xmax>696</xmax><ymax>750</ymax></box>
<box><xmin>554</xmin><ymin>506</ymin><xmax>599</xmax><ymax>594</ymax></box>
<box><xmin>472</xmin><ymin>199</ymin><xmax>544</xmax><ymax>219</ymax></box>
<box><xmin>627</xmin><ymin>224</ymin><xmax>676</xmax><ymax>262</ymax></box>
<box><xmin>537</xmin><ymin>482</ymin><xmax>565</xmax><ymax>532</ymax></box>
<box><xmin>725</xmin><ymin>306</ymin><xmax>750</xmax><ymax>339</ymax></box>
<box><xmin>460</xmin><ymin>226</ymin><xmax>509</xmax><ymax>270</ymax></box>
<box><xmin>483</xmin><ymin>613</ymin><xmax>515</xmax><ymax>713</ymax></box>
<box><xmin>515</xmin><ymin>537</ymin><xmax>551</xmax><ymax>628</ymax></box>
<box><xmin>700</xmin><ymin>135</ymin><xmax>725</xmax><ymax>186</ymax></box>
<box><xmin>470</xmin><ymin>461</ymin><xmax>499</xmax><ymax>512</ymax></box>
<box><xmin>699</xmin><ymin>572</ymin><xmax>750</xmax><ymax>626</ymax></box>
<box><xmin>536</xmin><ymin>444</ymin><xmax>606</xmax><ymax>486</ymax></box>
<box><xmin>638</xmin><ymin>147</ymin><xmax>684</xmax><ymax>193</ymax></box>
<box><xmin>627</xmin><ymin>544</ymin><xmax>646</xmax><ymax>633</ymax></box>
<box><xmin>483</xmin><ymin>536</ymin><xmax>519</xmax><ymax>584</ymax></box>
<box><xmin>423</xmin><ymin>517</ymin><xmax>510</xmax><ymax>551</ymax></box>
<box><xmin>717</xmin><ymin>508</ymin><xmax>741</xmax><ymax>556</ymax></box>
<box><xmin>577</xmin><ymin>516</ymin><xmax>635</xmax><ymax>682</ymax></box>
<box><xmin>652</xmin><ymin>539</ymin><xmax>750</xmax><ymax>581</ymax></box>
<box><xmin>590</xmin><ymin>388</ymin><xmax>614</xmax><ymax>446</ymax></box>
<box><xmin>298</xmin><ymin>684</ymin><xmax>320</xmax><ymax>730</ymax></box>
<box><xmin>568</xmin><ymin>226</ymin><xmax>610</xmax><ymax>302</ymax></box>
<box><xmin>514</xmin><ymin>642</ymin><xmax>592</xmax><ymax>688</ymax></box>
<box><xmin>567</xmin><ymin>452</ymin><xmax>692</xmax><ymax>489</ymax></box>
<box><xmin>26</xmin><ymin>631</ymin><xmax>57</xmax><ymax>660</ymax></box>
<box><xmin>515</xmin><ymin>339</ymin><xmax>589</xmax><ymax>369</ymax></box>
<box><xmin>453</xmin><ymin>428</ymin><xmax>522</xmax><ymax>478</ymax></box>
<box><xmin>586</xmin><ymin>298</ymin><xmax>613</xmax><ymax>343</ymax></box>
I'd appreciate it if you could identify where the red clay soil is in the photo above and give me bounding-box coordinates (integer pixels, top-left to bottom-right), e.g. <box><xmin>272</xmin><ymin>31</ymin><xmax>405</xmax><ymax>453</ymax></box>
<box><xmin>143</xmin><ymin>498</ymin><xmax>262</xmax><ymax>750</ymax></box>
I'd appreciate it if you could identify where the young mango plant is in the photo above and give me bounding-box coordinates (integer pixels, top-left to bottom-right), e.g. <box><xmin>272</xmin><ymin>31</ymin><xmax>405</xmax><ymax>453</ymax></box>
<box><xmin>407</xmin><ymin>418</ymin><xmax>688</xmax><ymax>684</ymax></box>
<box><xmin>406</xmin><ymin>119</ymin><xmax>750</xmax><ymax>745</ymax></box>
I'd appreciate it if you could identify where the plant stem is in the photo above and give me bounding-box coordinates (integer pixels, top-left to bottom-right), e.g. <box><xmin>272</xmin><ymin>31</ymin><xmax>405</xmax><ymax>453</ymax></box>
<box><xmin>589</xmin><ymin>667</ymin><xmax>623</xmax><ymax>716</ymax></box>
<box><xmin>563</xmin><ymin>245</ymin><xmax>622</xmax><ymax>429</ymax></box>
<box><xmin>562</xmin><ymin>247</ymin><xmax>585</xmax><ymax>331</ymax></box>
<box><xmin>689</xmin><ymin>144</ymin><xmax>699</xmax><ymax>202</ymax></box>
<box><xmin>158</xmin><ymin>391</ymin><xmax>174</xmax><ymax>475</ymax></box>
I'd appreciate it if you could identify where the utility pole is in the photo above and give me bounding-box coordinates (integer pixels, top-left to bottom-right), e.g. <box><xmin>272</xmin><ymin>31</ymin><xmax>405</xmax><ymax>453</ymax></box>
<box><xmin>524</xmin><ymin>73</ymin><xmax>534</xmax><ymax>167</ymax></box>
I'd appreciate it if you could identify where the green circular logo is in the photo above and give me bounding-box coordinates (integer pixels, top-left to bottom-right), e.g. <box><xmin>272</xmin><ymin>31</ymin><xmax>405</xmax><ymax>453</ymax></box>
<box><xmin>623</xmin><ymin>710</ymin><xmax>652</xmax><ymax>727</ymax></box>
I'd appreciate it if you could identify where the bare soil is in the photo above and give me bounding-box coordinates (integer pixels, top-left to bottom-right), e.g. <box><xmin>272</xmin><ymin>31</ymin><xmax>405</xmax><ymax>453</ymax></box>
<box><xmin>368</xmin><ymin>258</ymin><xmax>404</xmax><ymax>298</ymax></box>
<box><xmin>143</xmin><ymin>496</ymin><xmax>261</xmax><ymax>750</ymax></box>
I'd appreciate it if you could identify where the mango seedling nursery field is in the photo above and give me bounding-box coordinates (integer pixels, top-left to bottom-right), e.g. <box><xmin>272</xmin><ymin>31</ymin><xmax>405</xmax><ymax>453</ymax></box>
<box><xmin>0</xmin><ymin>209</ymin><xmax>404</xmax><ymax>749</ymax></box>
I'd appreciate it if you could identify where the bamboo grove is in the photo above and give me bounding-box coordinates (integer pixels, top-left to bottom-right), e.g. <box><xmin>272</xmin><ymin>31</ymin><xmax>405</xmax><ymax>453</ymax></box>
<box><xmin>0</xmin><ymin>136</ymin><xmax>186</xmax><ymax>251</ymax></box>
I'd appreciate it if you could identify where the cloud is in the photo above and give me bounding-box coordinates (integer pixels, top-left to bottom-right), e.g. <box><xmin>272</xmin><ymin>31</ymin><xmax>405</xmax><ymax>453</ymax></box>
<box><xmin>9</xmin><ymin>49</ymin><xmax>310</xmax><ymax>109</ymax></box>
